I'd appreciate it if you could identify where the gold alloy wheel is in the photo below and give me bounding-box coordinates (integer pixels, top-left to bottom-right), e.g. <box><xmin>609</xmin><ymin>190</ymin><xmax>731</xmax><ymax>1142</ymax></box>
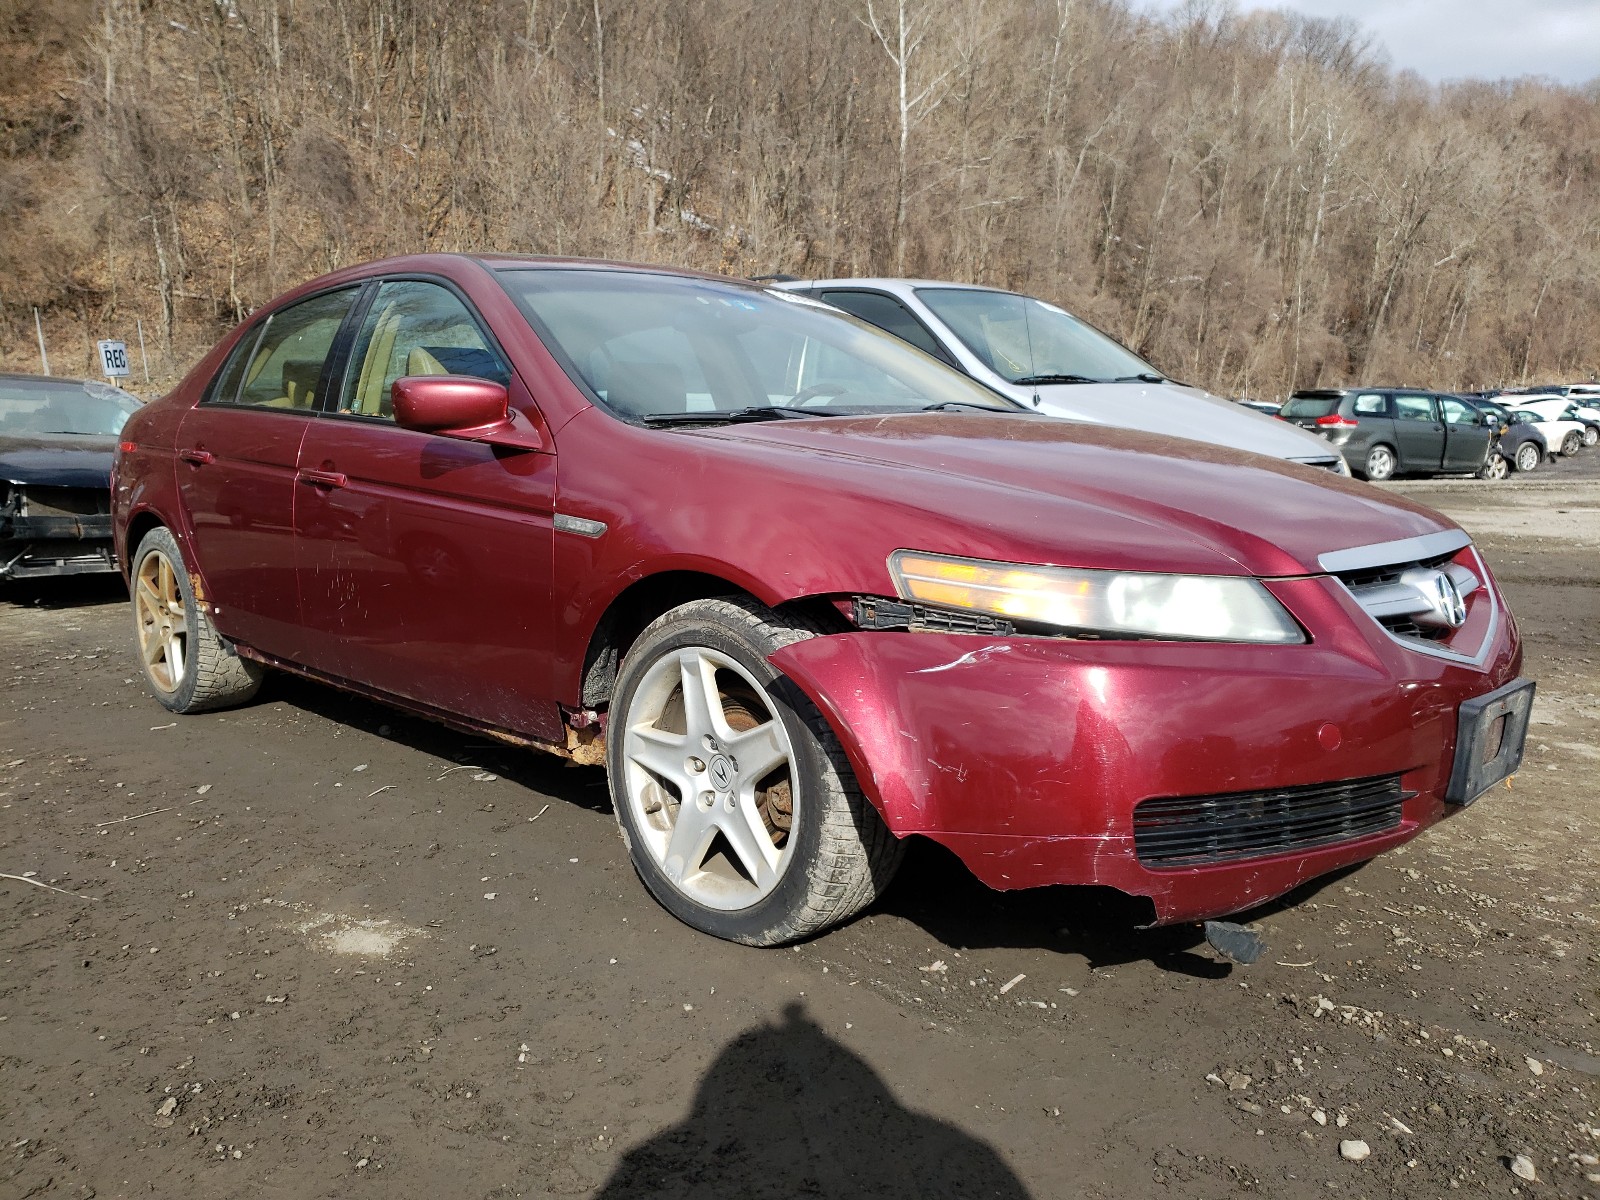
<box><xmin>134</xmin><ymin>549</ymin><xmax>188</xmax><ymax>693</ymax></box>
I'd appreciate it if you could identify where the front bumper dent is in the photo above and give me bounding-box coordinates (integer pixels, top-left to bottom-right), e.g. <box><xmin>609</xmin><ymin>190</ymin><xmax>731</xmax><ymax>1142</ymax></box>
<box><xmin>769</xmin><ymin>576</ymin><xmax>1522</xmax><ymax>925</ymax></box>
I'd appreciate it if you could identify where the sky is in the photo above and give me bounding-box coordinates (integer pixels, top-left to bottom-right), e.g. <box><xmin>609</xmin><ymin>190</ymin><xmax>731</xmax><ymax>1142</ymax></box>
<box><xmin>1154</xmin><ymin>0</ymin><xmax>1600</xmax><ymax>85</ymax></box>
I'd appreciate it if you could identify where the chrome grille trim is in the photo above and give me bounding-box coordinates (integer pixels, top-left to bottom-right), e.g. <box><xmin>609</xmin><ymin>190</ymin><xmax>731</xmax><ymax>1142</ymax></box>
<box><xmin>1317</xmin><ymin>529</ymin><xmax>1470</xmax><ymax>575</ymax></box>
<box><xmin>1326</xmin><ymin>538</ymin><xmax>1499</xmax><ymax>667</ymax></box>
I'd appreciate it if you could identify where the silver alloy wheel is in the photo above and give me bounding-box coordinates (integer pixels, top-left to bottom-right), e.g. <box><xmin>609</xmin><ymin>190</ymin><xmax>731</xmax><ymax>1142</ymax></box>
<box><xmin>1514</xmin><ymin>442</ymin><xmax>1541</xmax><ymax>472</ymax></box>
<box><xmin>1364</xmin><ymin>444</ymin><xmax>1396</xmax><ymax>481</ymax></box>
<box><xmin>1561</xmin><ymin>431</ymin><xmax>1583</xmax><ymax>456</ymax></box>
<box><xmin>1479</xmin><ymin>452</ymin><xmax>1508</xmax><ymax>481</ymax></box>
<box><xmin>621</xmin><ymin>646</ymin><xmax>798</xmax><ymax>910</ymax></box>
<box><xmin>1585</xmin><ymin>426</ymin><xmax>1598</xmax><ymax>447</ymax></box>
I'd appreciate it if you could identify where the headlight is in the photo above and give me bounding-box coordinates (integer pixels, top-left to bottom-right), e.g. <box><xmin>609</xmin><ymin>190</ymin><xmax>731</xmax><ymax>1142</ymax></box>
<box><xmin>889</xmin><ymin>551</ymin><xmax>1304</xmax><ymax>643</ymax></box>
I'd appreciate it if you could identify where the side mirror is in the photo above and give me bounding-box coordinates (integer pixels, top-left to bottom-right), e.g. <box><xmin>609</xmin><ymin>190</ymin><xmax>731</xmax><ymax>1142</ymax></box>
<box><xmin>392</xmin><ymin>376</ymin><xmax>512</xmax><ymax>437</ymax></box>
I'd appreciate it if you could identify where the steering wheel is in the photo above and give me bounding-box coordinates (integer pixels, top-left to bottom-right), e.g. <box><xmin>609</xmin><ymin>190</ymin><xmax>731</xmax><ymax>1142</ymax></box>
<box><xmin>788</xmin><ymin>380</ymin><xmax>859</xmax><ymax>408</ymax></box>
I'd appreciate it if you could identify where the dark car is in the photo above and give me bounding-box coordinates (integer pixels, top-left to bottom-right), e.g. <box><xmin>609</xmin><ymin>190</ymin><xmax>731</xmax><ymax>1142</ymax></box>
<box><xmin>1281</xmin><ymin>388</ymin><xmax>1496</xmax><ymax>481</ymax></box>
<box><xmin>1462</xmin><ymin>397</ymin><xmax>1548</xmax><ymax>475</ymax></box>
<box><xmin>111</xmin><ymin>255</ymin><xmax>1530</xmax><ymax>947</ymax></box>
<box><xmin>1</xmin><ymin>373</ymin><xmax>141</xmax><ymax>581</ymax></box>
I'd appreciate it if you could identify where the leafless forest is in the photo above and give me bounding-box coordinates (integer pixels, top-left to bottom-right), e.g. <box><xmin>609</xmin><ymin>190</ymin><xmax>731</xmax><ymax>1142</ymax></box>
<box><xmin>2</xmin><ymin>0</ymin><xmax>1597</xmax><ymax>396</ymax></box>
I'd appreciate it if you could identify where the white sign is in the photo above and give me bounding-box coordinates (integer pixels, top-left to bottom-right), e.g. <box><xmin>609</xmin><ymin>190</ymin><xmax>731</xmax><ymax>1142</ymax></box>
<box><xmin>97</xmin><ymin>339</ymin><xmax>131</xmax><ymax>378</ymax></box>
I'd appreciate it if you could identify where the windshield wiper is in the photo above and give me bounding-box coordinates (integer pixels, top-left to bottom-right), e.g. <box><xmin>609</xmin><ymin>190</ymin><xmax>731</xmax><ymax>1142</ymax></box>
<box><xmin>639</xmin><ymin>407</ymin><xmax>816</xmax><ymax>426</ymax></box>
<box><xmin>1104</xmin><ymin>373</ymin><xmax>1169</xmax><ymax>384</ymax></box>
<box><xmin>920</xmin><ymin>401</ymin><xmax>1012</xmax><ymax>413</ymax></box>
<box><xmin>1012</xmin><ymin>373</ymin><xmax>1099</xmax><ymax>386</ymax></box>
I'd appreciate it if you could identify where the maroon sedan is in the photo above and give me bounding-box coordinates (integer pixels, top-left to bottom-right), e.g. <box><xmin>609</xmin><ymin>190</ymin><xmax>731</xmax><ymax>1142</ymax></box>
<box><xmin>112</xmin><ymin>255</ymin><xmax>1533</xmax><ymax>946</ymax></box>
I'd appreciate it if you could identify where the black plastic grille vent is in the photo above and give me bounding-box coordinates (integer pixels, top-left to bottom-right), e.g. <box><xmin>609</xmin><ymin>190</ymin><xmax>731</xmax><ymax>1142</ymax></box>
<box><xmin>1132</xmin><ymin>774</ymin><xmax>1406</xmax><ymax>867</ymax></box>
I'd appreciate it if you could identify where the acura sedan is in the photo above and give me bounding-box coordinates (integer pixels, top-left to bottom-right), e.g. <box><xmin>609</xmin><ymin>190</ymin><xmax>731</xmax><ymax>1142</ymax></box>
<box><xmin>112</xmin><ymin>255</ymin><xmax>1532</xmax><ymax>946</ymax></box>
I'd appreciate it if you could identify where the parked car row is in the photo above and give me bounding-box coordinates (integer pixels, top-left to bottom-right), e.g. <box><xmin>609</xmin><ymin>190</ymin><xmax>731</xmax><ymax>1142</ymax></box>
<box><xmin>102</xmin><ymin>253</ymin><xmax>1532</xmax><ymax>951</ymax></box>
<box><xmin>1264</xmin><ymin>387</ymin><xmax>1600</xmax><ymax>481</ymax></box>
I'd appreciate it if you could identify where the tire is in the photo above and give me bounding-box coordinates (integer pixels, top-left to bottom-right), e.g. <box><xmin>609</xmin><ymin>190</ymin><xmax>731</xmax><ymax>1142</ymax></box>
<box><xmin>606</xmin><ymin>596</ymin><xmax>903</xmax><ymax>946</ymax></box>
<box><xmin>1360</xmin><ymin>444</ymin><xmax>1397</xmax><ymax>481</ymax></box>
<box><xmin>131</xmin><ymin>526</ymin><xmax>263</xmax><ymax>714</ymax></box>
<box><xmin>1476</xmin><ymin>452</ymin><xmax>1509</xmax><ymax>481</ymax></box>
<box><xmin>1512</xmin><ymin>441</ymin><xmax>1541</xmax><ymax>473</ymax></box>
<box><xmin>1560</xmin><ymin>431</ymin><xmax>1583</xmax><ymax>456</ymax></box>
<box><xmin>1585</xmin><ymin>426</ymin><xmax>1599</xmax><ymax>447</ymax></box>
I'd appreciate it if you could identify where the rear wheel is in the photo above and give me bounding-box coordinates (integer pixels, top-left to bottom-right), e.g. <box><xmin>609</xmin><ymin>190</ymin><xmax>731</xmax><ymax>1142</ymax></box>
<box><xmin>1584</xmin><ymin>426</ymin><xmax>1598</xmax><ymax>447</ymax></box>
<box><xmin>607</xmin><ymin>596</ymin><xmax>903</xmax><ymax>945</ymax></box>
<box><xmin>1477</xmin><ymin>452</ymin><xmax>1509</xmax><ymax>481</ymax></box>
<box><xmin>1560</xmin><ymin>430</ymin><xmax>1583</xmax><ymax>456</ymax></box>
<box><xmin>1360</xmin><ymin>444</ymin><xmax>1397</xmax><ymax>481</ymax></box>
<box><xmin>1512</xmin><ymin>441</ymin><xmax>1542</xmax><ymax>473</ymax></box>
<box><xmin>131</xmin><ymin>526</ymin><xmax>263</xmax><ymax>713</ymax></box>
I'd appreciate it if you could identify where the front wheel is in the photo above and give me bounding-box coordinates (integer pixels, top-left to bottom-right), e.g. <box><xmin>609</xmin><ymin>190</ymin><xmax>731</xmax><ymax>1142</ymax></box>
<box><xmin>1512</xmin><ymin>441</ymin><xmax>1542</xmax><ymax>473</ymax></box>
<box><xmin>607</xmin><ymin>596</ymin><xmax>903</xmax><ymax>945</ymax></box>
<box><xmin>1477</xmin><ymin>452</ymin><xmax>1509</xmax><ymax>481</ymax></box>
<box><xmin>1585</xmin><ymin>426</ymin><xmax>1599</xmax><ymax>447</ymax></box>
<box><xmin>1561</xmin><ymin>430</ymin><xmax>1583</xmax><ymax>456</ymax></box>
<box><xmin>1360</xmin><ymin>444</ymin><xmax>1397</xmax><ymax>481</ymax></box>
<box><xmin>131</xmin><ymin>526</ymin><xmax>263</xmax><ymax>713</ymax></box>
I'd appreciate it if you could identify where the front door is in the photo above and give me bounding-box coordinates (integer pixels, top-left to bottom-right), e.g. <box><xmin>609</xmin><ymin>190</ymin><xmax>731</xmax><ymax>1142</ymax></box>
<box><xmin>1391</xmin><ymin>393</ymin><xmax>1445</xmax><ymax>471</ymax></box>
<box><xmin>292</xmin><ymin>278</ymin><xmax>562</xmax><ymax>742</ymax></box>
<box><xmin>176</xmin><ymin>286</ymin><xmax>360</xmax><ymax>657</ymax></box>
<box><xmin>1439</xmin><ymin>396</ymin><xmax>1494</xmax><ymax>471</ymax></box>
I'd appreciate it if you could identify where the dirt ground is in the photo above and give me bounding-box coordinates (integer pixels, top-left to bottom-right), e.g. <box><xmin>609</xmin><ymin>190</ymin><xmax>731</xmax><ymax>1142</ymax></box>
<box><xmin>2</xmin><ymin>476</ymin><xmax>1597</xmax><ymax>1200</ymax></box>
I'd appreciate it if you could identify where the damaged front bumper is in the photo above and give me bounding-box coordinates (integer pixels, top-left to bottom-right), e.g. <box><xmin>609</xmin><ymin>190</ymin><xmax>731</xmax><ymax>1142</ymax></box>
<box><xmin>0</xmin><ymin>514</ymin><xmax>118</xmax><ymax>579</ymax></box>
<box><xmin>770</xmin><ymin>576</ymin><xmax>1523</xmax><ymax>926</ymax></box>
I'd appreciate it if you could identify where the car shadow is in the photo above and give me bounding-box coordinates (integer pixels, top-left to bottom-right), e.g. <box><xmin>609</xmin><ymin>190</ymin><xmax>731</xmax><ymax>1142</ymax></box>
<box><xmin>255</xmin><ymin>671</ymin><xmax>615</xmax><ymax>815</ymax></box>
<box><xmin>593</xmin><ymin>1000</ymin><xmax>1032</xmax><ymax>1199</ymax></box>
<box><xmin>0</xmin><ymin>575</ymin><xmax>127</xmax><ymax>609</ymax></box>
<box><xmin>877</xmin><ymin>837</ymin><xmax>1369</xmax><ymax>977</ymax></box>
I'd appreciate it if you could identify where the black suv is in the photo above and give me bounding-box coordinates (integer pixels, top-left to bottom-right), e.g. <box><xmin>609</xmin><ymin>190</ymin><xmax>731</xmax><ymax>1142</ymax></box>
<box><xmin>1281</xmin><ymin>388</ymin><xmax>1496</xmax><ymax>481</ymax></box>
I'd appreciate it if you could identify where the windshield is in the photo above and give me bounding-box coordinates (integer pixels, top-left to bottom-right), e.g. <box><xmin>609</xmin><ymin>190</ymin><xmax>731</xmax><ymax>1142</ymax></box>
<box><xmin>914</xmin><ymin>288</ymin><xmax>1159</xmax><ymax>385</ymax></box>
<box><xmin>496</xmin><ymin>270</ymin><xmax>1019</xmax><ymax>422</ymax></box>
<box><xmin>0</xmin><ymin>378</ymin><xmax>140</xmax><ymax>436</ymax></box>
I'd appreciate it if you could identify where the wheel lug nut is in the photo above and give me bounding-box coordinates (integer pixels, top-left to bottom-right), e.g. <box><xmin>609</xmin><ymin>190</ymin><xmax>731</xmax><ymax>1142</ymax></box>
<box><xmin>688</xmin><ymin>757</ymin><xmax>706</xmax><ymax>773</ymax></box>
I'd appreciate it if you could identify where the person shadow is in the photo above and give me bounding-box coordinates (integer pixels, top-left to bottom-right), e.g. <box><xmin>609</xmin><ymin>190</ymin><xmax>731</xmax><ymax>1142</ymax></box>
<box><xmin>593</xmin><ymin>1002</ymin><xmax>1033</xmax><ymax>1199</ymax></box>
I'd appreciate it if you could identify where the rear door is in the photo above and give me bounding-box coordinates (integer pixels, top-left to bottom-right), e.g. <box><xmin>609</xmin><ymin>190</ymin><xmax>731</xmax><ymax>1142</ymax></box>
<box><xmin>175</xmin><ymin>286</ymin><xmax>361</xmax><ymax>656</ymax></box>
<box><xmin>814</xmin><ymin>290</ymin><xmax>959</xmax><ymax>366</ymax></box>
<box><xmin>1391</xmin><ymin>393</ymin><xmax>1445</xmax><ymax>471</ymax></box>
<box><xmin>292</xmin><ymin>277</ymin><xmax>562</xmax><ymax>742</ymax></box>
<box><xmin>1438</xmin><ymin>395</ymin><xmax>1493</xmax><ymax>471</ymax></box>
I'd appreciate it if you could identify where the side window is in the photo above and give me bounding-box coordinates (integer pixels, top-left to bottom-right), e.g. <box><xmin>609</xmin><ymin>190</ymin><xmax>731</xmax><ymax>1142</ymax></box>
<box><xmin>1352</xmin><ymin>393</ymin><xmax>1389</xmax><ymax>417</ymax></box>
<box><xmin>820</xmin><ymin>291</ymin><xmax>953</xmax><ymax>363</ymax></box>
<box><xmin>338</xmin><ymin>281</ymin><xmax>510</xmax><ymax>420</ymax></box>
<box><xmin>1394</xmin><ymin>395</ymin><xmax>1436</xmax><ymax>422</ymax></box>
<box><xmin>209</xmin><ymin>288</ymin><xmax>359</xmax><ymax>409</ymax></box>
<box><xmin>1439</xmin><ymin>398</ymin><xmax>1474</xmax><ymax>425</ymax></box>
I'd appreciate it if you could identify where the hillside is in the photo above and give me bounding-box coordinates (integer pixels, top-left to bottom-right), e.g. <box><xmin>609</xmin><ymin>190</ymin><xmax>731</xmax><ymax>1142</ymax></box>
<box><xmin>2</xmin><ymin>0</ymin><xmax>1597</xmax><ymax>395</ymax></box>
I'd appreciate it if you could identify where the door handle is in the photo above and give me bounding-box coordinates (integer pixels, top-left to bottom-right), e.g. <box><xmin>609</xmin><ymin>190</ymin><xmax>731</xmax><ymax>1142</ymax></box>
<box><xmin>178</xmin><ymin>448</ymin><xmax>214</xmax><ymax>466</ymax></box>
<box><xmin>297</xmin><ymin>469</ymin><xmax>348</xmax><ymax>489</ymax></box>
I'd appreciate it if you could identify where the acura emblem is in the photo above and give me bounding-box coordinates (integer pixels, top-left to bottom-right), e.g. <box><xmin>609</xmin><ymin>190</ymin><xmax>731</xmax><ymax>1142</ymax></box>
<box><xmin>1420</xmin><ymin>571</ymin><xmax>1467</xmax><ymax>630</ymax></box>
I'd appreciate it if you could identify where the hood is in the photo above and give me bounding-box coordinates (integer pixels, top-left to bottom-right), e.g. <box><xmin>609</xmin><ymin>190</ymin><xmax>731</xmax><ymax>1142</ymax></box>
<box><xmin>695</xmin><ymin>413</ymin><xmax>1453</xmax><ymax>578</ymax></box>
<box><xmin>0</xmin><ymin>433</ymin><xmax>117</xmax><ymax>488</ymax></box>
<box><xmin>1011</xmin><ymin>379</ymin><xmax>1342</xmax><ymax>463</ymax></box>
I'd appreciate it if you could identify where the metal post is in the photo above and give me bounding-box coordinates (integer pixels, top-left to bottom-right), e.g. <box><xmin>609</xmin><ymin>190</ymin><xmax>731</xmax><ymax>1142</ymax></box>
<box><xmin>34</xmin><ymin>308</ymin><xmax>50</xmax><ymax>375</ymax></box>
<box><xmin>136</xmin><ymin>318</ymin><xmax>150</xmax><ymax>383</ymax></box>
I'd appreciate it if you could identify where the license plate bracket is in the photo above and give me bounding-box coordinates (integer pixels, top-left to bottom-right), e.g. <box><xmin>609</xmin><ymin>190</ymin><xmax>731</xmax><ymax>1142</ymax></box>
<box><xmin>1445</xmin><ymin>678</ymin><xmax>1535</xmax><ymax>805</ymax></box>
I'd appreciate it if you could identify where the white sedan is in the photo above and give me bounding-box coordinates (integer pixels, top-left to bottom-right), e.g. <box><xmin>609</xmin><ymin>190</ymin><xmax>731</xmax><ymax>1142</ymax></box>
<box><xmin>1509</xmin><ymin>404</ymin><xmax>1589</xmax><ymax>456</ymax></box>
<box><xmin>1513</xmin><ymin>396</ymin><xmax>1599</xmax><ymax>449</ymax></box>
